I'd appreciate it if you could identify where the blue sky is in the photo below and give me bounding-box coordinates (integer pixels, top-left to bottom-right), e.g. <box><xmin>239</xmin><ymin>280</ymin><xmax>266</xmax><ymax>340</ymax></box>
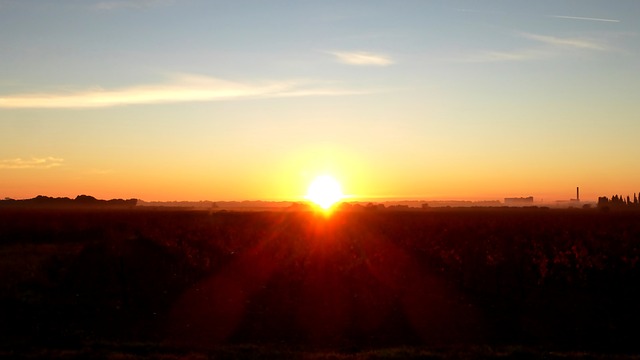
<box><xmin>1</xmin><ymin>0</ymin><xmax>639</xmax><ymax>201</ymax></box>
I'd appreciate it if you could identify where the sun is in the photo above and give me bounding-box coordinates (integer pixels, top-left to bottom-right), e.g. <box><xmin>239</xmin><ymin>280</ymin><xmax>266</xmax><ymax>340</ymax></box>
<box><xmin>305</xmin><ymin>175</ymin><xmax>344</xmax><ymax>210</ymax></box>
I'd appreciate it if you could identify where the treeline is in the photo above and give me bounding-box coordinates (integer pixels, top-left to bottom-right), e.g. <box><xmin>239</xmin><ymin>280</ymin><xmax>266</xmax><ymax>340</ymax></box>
<box><xmin>597</xmin><ymin>193</ymin><xmax>640</xmax><ymax>209</ymax></box>
<box><xmin>0</xmin><ymin>195</ymin><xmax>137</xmax><ymax>208</ymax></box>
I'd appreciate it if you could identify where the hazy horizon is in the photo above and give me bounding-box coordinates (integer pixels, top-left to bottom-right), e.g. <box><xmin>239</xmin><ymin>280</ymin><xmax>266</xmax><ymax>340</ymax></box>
<box><xmin>4</xmin><ymin>192</ymin><xmax>602</xmax><ymax>205</ymax></box>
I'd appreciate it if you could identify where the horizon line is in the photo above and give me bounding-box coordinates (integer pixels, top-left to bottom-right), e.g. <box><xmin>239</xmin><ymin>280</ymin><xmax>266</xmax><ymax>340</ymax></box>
<box><xmin>2</xmin><ymin>194</ymin><xmax>602</xmax><ymax>204</ymax></box>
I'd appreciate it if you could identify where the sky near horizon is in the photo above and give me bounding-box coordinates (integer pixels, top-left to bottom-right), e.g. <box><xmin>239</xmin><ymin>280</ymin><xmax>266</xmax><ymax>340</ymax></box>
<box><xmin>1</xmin><ymin>0</ymin><xmax>639</xmax><ymax>202</ymax></box>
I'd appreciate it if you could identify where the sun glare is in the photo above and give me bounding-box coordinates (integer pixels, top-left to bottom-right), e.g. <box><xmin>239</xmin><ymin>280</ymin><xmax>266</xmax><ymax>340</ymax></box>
<box><xmin>305</xmin><ymin>175</ymin><xmax>344</xmax><ymax>210</ymax></box>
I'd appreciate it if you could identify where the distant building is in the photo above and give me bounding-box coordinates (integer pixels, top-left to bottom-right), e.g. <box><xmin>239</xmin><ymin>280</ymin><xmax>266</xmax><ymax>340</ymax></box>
<box><xmin>504</xmin><ymin>196</ymin><xmax>534</xmax><ymax>205</ymax></box>
<box><xmin>570</xmin><ymin>187</ymin><xmax>580</xmax><ymax>202</ymax></box>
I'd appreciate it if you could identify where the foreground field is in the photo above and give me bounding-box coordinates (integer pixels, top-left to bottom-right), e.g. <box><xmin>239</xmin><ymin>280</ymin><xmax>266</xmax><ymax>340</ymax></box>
<box><xmin>1</xmin><ymin>207</ymin><xmax>639</xmax><ymax>357</ymax></box>
<box><xmin>3</xmin><ymin>343</ymin><xmax>640</xmax><ymax>360</ymax></box>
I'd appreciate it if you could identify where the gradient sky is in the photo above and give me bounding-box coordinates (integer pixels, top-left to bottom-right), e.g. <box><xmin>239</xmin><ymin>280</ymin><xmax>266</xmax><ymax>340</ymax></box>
<box><xmin>1</xmin><ymin>0</ymin><xmax>639</xmax><ymax>202</ymax></box>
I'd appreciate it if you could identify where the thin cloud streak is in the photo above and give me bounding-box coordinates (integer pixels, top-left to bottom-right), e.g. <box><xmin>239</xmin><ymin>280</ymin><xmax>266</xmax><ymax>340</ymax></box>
<box><xmin>456</xmin><ymin>48</ymin><xmax>546</xmax><ymax>63</ymax></box>
<box><xmin>0</xmin><ymin>74</ymin><xmax>367</xmax><ymax>109</ymax></box>
<box><xmin>0</xmin><ymin>157</ymin><xmax>64</xmax><ymax>170</ymax></box>
<box><xmin>272</xmin><ymin>88</ymin><xmax>374</xmax><ymax>98</ymax></box>
<box><xmin>329</xmin><ymin>51</ymin><xmax>394</xmax><ymax>66</ymax></box>
<box><xmin>520</xmin><ymin>32</ymin><xmax>605</xmax><ymax>51</ymax></box>
<box><xmin>457</xmin><ymin>31</ymin><xmax>606</xmax><ymax>63</ymax></box>
<box><xmin>549</xmin><ymin>15</ymin><xmax>620</xmax><ymax>23</ymax></box>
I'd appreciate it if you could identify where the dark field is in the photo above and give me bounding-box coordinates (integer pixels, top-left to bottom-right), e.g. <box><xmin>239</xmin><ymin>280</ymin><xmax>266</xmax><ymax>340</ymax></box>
<box><xmin>1</xmin><ymin>207</ymin><xmax>640</xmax><ymax>359</ymax></box>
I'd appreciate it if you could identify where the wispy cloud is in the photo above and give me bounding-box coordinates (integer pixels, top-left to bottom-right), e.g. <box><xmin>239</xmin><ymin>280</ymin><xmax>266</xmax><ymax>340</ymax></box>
<box><xmin>549</xmin><ymin>15</ymin><xmax>620</xmax><ymax>23</ymax></box>
<box><xmin>0</xmin><ymin>74</ymin><xmax>367</xmax><ymax>109</ymax></box>
<box><xmin>94</xmin><ymin>0</ymin><xmax>171</xmax><ymax>10</ymax></box>
<box><xmin>456</xmin><ymin>48</ymin><xmax>546</xmax><ymax>63</ymax></box>
<box><xmin>520</xmin><ymin>32</ymin><xmax>605</xmax><ymax>51</ymax></box>
<box><xmin>457</xmin><ymin>31</ymin><xmax>607</xmax><ymax>63</ymax></box>
<box><xmin>271</xmin><ymin>88</ymin><xmax>373</xmax><ymax>98</ymax></box>
<box><xmin>329</xmin><ymin>51</ymin><xmax>394</xmax><ymax>66</ymax></box>
<box><xmin>0</xmin><ymin>157</ymin><xmax>64</xmax><ymax>170</ymax></box>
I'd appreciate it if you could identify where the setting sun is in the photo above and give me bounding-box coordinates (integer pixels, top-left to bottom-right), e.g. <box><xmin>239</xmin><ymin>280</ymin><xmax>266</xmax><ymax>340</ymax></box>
<box><xmin>305</xmin><ymin>175</ymin><xmax>344</xmax><ymax>210</ymax></box>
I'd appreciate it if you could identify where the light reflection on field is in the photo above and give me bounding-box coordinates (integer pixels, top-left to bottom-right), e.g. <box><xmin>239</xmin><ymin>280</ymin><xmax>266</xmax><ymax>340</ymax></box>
<box><xmin>169</xmin><ymin>211</ymin><xmax>481</xmax><ymax>346</ymax></box>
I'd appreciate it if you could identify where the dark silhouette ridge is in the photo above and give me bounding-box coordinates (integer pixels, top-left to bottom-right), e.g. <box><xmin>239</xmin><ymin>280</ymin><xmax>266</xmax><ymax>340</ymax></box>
<box><xmin>0</xmin><ymin>195</ymin><xmax>137</xmax><ymax>208</ymax></box>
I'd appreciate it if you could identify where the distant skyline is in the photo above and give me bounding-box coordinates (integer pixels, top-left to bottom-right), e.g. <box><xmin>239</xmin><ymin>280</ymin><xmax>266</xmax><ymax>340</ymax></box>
<box><xmin>2</xmin><ymin>1</ymin><xmax>640</xmax><ymax>202</ymax></box>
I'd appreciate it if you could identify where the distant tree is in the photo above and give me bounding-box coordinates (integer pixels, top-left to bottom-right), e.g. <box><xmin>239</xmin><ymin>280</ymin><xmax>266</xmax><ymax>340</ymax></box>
<box><xmin>613</xmin><ymin>195</ymin><xmax>624</xmax><ymax>205</ymax></box>
<box><xmin>75</xmin><ymin>194</ymin><xmax>98</xmax><ymax>203</ymax></box>
<box><xmin>365</xmin><ymin>203</ymin><xmax>385</xmax><ymax>211</ymax></box>
<box><xmin>597</xmin><ymin>193</ymin><xmax>640</xmax><ymax>209</ymax></box>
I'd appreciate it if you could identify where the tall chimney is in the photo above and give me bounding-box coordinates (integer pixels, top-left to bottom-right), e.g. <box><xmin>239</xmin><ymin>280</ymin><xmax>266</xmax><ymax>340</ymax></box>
<box><xmin>577</xmin><ymin>187</ymin><xmax>580</xmax><ymax>201</ymax></box>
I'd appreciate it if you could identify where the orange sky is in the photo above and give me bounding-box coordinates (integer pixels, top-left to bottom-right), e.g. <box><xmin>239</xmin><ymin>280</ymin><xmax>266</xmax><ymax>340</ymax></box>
<box><xmin>2</xmin><ymin>1</ymin><xmax>640</xmax><ymax>203</ymax></box>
